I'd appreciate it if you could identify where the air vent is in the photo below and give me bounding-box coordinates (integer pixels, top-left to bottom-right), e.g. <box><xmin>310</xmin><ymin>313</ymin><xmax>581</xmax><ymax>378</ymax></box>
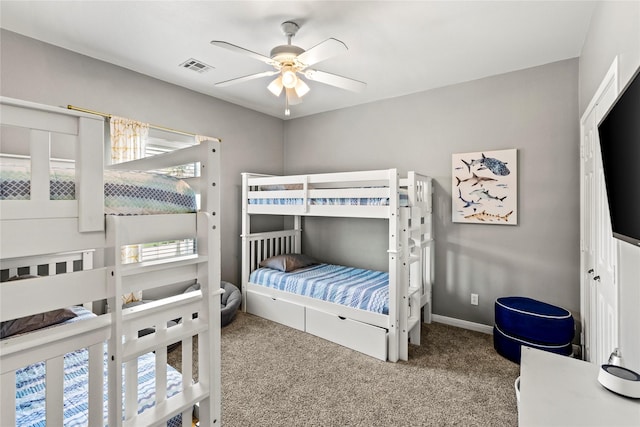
<box><xmin>179</xmin><ymin>58</ymin><xmax>213</xmax><ymax>73</ymax></box>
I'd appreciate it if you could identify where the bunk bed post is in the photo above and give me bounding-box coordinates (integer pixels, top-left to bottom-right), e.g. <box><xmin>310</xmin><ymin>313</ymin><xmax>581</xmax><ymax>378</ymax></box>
<box><xmin>197</xmin><ymin>139</ymin><xmax>222</xmax><ymax>425</ymax></box>
<box><xmin>398</xmin><ymin>208</ymin><xmax>413</xmax><ymax>360</ymax></box>
<box><xmin>105</xmin><ymin>215</ymin><xmax>124</xmax><ymax>427</ymax></box>
<box><xmin>421</xmin><ymin>177</ymin><xmax>434</xmax><ymax>325</ymax></box>
<box><xmin>294</xmin><ymin>215</ymin><xmax>302</xmax><ymax>252</ymax></box>
<box><xmin>76</xmin><ymin>116</ymin><xmax>105</xmax><ymax>232</ymax></box>
<box><xmin>241</xmin><ymin>172</ymin><xmax>250</xmax><ymax>312</ymax></box>
<box><xmin>387</xmin><ymin>168</ymin><xmax>401</xmax><ymax>362</ymax></box>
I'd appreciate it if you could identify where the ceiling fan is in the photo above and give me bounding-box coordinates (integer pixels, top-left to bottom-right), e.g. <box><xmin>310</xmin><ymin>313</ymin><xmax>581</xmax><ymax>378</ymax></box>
<box><xmin>210</xmin><ymin>21</ymin><xmax>366</xmax><ymax>116</ymax></box>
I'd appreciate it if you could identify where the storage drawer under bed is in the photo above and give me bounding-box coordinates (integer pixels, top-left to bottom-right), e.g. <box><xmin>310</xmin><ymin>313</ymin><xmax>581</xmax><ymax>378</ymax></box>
<box><xmin>246</xmin><ymin>290</ymin><xmax>305</xmax><ymax>331</ymax></box>
<box><xmin>305</xmin><ymin>307</ymin><xmax>388</xmax><ymax>361</ymax></box>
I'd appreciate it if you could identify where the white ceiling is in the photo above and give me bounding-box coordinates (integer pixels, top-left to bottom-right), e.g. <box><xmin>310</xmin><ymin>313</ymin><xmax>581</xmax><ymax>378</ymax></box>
<box><xmin>0</xmin><ymin>1</ymin><xmax>596</xmax><ymax>120</ymax></box>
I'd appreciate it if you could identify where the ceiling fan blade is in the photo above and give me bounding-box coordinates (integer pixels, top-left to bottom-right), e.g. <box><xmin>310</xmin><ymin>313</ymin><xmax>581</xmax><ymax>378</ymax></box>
<box><xmin>303</xmin><ymin>69</ymin><xmax>366</xmax><ymax>92</ymax></box>
<box><xmin>286</xmin><ymin>88</ymin><xmax>303</xmax><ymax>105</ymax></box>
<box><xmin>210</xmin><ymin>40</ymin><xmax>276</xmax><ymax>65</ymax></box>
<box><xmin>215</xmin><ymin>70</ymin><xmax>279</xmax><ymax>87</ymax></box>
<box><xmin>296</xmin><ymin>38</ymin><xmax>348</xmax><ymax>67</ymax></box>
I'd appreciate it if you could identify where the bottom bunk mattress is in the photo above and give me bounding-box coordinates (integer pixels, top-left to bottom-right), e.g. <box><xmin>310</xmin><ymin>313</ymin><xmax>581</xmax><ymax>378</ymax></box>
<box><xmin>13</xmin><ymin>307</ymin><xmax>184</xmax><ymax>427</ymax></box>
<box><xmin>249</xmin><ymin>263</ymin><xmax>389</xmax><ymax>315</ymax></box>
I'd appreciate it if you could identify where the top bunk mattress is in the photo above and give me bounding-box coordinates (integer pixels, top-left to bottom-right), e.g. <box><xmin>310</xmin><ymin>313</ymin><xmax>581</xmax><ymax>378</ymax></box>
<box><xmin>248</xmin><ymin>184</ymin><xmax>408</xmax><ymax>207</ymax></box>
<box><xmin>0</xmin><ymin>165</ymin><xmax>197</xmax><ymax>215</ymax></box>
<box><xmin>249</xmin><ymin>263</ymin><xmax>389</xmax><ymax>315</ymax></box>
<box><xmin>248</xmin><ymin>193</ymin><xmax>409</xmax><ymax>207</ymax></box>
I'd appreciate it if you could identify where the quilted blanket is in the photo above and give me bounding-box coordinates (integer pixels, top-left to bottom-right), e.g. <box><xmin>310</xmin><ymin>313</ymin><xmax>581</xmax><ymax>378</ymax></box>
<box><xmin>0</xmin><ymin>165</ymin><xmax>197</xmax><ymax>214</ymax></box>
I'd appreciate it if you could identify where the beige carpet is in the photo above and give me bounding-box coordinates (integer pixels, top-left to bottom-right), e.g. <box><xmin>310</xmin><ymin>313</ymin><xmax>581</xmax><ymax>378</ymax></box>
<box><xmin>169</xmin><ymin>311</ymin><xmax>520</xmax><ymax>426</ymax></box>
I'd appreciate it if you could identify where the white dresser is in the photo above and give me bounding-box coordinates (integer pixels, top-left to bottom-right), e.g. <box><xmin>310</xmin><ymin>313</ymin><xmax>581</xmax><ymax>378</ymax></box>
<box><xmin>519</xmin><ymin>346</ymin><xmax>640</xmax><ymax>426</ymax></box>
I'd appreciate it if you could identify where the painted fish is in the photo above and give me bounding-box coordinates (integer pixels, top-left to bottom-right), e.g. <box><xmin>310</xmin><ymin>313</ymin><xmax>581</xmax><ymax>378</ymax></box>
<box><xmin>456</xmin><ymin>173</ymin><xmax>497</xmax><ymax>187</ymax></box>
<box><xmin>462</xmin><ymin>153</ymin><xmax>510</xmax><ymax>176</ymax></box>
<box><xmin>464</xmin><ymin>210</ymin><xmax>513</xmax><ymax>222</ymax></box>
<box><xmin>469</xmin><ymin>188</ymin><xmax>506</xmax><ymax>202</ymax></box>
<box><xmin>458</xmin><ymin>189</ymin><xmax>482</xmax><ymax>209</ymax></box>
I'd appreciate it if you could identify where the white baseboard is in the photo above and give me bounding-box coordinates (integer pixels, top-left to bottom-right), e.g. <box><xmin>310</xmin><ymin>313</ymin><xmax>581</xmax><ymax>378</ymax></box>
<box><xmin>432</xmin><ymin>314</ymin><xmax>493</xmax><ymax>335</ymax></box>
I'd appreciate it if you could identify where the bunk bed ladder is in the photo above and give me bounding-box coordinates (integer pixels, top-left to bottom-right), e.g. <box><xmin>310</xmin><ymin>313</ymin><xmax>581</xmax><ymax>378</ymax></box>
<box><xmin>406</xmin><ymin>207</ymin><xmax>426</xmax><ymax>349</ymax></box>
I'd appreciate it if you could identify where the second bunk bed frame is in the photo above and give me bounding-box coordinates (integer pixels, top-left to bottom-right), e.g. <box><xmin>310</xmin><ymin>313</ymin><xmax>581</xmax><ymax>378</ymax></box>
<box><xmin>0</xmin><ymin>97</ymin><xmax>222</xmax><ymax>426</ymax></box>
<box><xmin>241</xmin><ymin>169</ymin><xmax>434</xmax><ymax>362</ymax></box>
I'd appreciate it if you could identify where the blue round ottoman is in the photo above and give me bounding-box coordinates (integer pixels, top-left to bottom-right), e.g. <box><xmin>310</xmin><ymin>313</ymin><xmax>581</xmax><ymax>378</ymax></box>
<box><xmin>494</xmin><ymin>296</ymin><xmax>574</xmax><ymax>364</ymax></box>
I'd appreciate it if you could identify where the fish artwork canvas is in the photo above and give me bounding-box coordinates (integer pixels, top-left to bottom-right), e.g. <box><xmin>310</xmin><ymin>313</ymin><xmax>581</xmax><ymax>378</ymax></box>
<box><xmin>452</xmin><ymin>148</ymin><xmax>517</xmax><ymax>225</ymax></box>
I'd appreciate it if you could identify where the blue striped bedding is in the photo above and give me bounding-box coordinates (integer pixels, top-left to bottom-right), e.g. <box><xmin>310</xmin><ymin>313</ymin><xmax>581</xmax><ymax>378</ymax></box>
<box><xmin>250</xmin><ymin>263</ymin><xmax>389</xmax><ymax>315</ymax></box>
<box><xmin>248</xmin><ymin>193</ymin><xmax>408</xmax><ymax>207</ymax></box>
<box><xmin>0</xmin><ymin>165</ymin><xmax>197</xmax><ymax>215</ymax></box>
<box><xmin>248</xmin><ymin>196</ymin><xmax>408</xmax><ymax>206</ymax></box>
<box><xmin>14</xmin><ymin>306</ymin><xmax>183</xmax><ymax>427</ymax></box>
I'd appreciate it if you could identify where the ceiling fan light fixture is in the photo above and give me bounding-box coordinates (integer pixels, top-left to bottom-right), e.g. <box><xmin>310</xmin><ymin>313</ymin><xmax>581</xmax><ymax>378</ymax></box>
<box><xmin>267</xmin><ymin>76</ymin><xmax>284</xmax><ymax>96</ymax></box>
<box><xmin>281</xmin><ymin>68</ymin><xmax>298</xmax><ymax>89</ymax></box>
<box><xmin>294</xmin><ymin>78</ymin><xmax>310</xmax><ymax>97</ymax></box>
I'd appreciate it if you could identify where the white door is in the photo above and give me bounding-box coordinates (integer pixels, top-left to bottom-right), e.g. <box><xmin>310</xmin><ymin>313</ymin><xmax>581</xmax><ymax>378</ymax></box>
<box><xmin>580</xmin><ymin>59</ymin><xmax>619</xmax><ymax>366</ymax></box>
<box><xmin>580</xmin><ymin>108</ymin><xmax>597</xmax><ymax>362</ymax></box>
<box><xmin>593</xmin><ymin>89</ymin><xmax>619</xmax><ymax>366</ymax></box>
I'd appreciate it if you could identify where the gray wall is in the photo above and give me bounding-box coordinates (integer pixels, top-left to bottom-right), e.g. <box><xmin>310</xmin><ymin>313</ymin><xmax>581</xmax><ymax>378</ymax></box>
<box><xmin>284</xmin><ymin>59</ymin><xmax>581</xmax><ymax>327</ymax></box>
<box><xmin>0</xmin><ymin>29</ymin><xmax>284</xmax><ymax>286</ymax></box>
<box><xmin>579</xmin><ymin>1</ymin><xmax>640</xmax><ymax>372</ymax></box>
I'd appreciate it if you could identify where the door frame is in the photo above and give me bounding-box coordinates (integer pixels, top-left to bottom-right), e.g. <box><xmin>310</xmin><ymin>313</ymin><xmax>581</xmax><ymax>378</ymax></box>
<box><xmin>579</xmin><ymin>56</ymin><xmax>619</xmax><ymax>363</ymax></box>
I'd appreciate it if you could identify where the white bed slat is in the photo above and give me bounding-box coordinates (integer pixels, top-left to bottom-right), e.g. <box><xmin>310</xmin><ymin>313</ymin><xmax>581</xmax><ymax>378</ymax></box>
<box><xmin>181</xmin><ymin>335</ymin><xmax>193</xmax><ymax>392</ymax></box>
<box><xmin>0</xmin><ymin>372</ymin><xmax>16</xmax><ymax>426</ymax></box>
<box><xmin>247</xmin><ymin>169</ymin><xmax>393</xmax><ymax>186</ymax></box>
<box><xmin>87</xmin><ymin>342</ymin><xmax>104</xmax><ymax>426</ymax></box>
<box><xmin>121</xmin><ymin>263</ymin><xmax>200</xmax><ymax>295</ymax></box>
<box><xmin>125</xmin><ymin>358</ymin><xmax>138</xmax><ymax>420</ymax></box>
<box><xmin>107</xmin><ymin>214</ymin><xmax>197</xmax><ymax>246</ymax></box>
<box><xmin>0</xmin><ymin>199</ymin><xmax>78</xmax><ymax>221</ymax></box>
<box><xmin>0</xmin><ymin>269</ymin><xmax>108</xmax><ymax>321</ymax></box>
<box><xmin>182</xmin><ymin>408</ymin><xmax>192</xmax><ymax>427</ymax></box>
<box><xmin>1</xmin><ymin>218</ymin><xmax>104</xmax><ymax>259</ymax></box>
<box><xmin>120</xmin><ymin>254</ymin><xmax>205</xmax><ymax>277</ymax></box>
<box><xmin>247</xmin><ymin>204</ymin><xmax>392</xmax><ymax>218</ymax></box>
<box><xmin>156</xmin><ymin>347</ymin><xmax>168</xmax><ymax>404</ymax></box>
<box><xmin>46</xmin><ymin>355</ymin><xmax>65</xmax><ymax>427</ymax></box>
<box><xmin>1</xmin><ymin>315</ymin><xmax>111</xmax><ymax>373</ymax></box>
<box><xmin>0</xmin><ymin>102</ymin><xmax>80</xmax><ymax>135</ymax></box>
<box><xmin>29</xmin><ymin>129</ymin><xmax>51</xmax><ymax>202</ymax></box>
<box><xmin>77</xmin><ymin>116</ymin><xmax>105</xmax><ymax>232</ymax></box>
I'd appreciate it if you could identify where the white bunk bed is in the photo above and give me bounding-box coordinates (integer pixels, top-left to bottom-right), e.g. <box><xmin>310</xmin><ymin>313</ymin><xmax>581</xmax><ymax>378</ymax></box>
<box><xmin>241</xmin><ymin>169</ymin><xmax>433</xmax><ymax>362</ymax></box>
<box><xmin>0</xmin><ymin>97</ymin><xmax>222</xmax><ymax>426</ymax></box>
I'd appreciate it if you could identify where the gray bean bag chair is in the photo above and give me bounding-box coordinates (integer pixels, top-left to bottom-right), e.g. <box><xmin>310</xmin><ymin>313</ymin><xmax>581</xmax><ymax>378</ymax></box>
<box><xmin>183</xmin><ymin>281</ymin><xmax>241</xmax><ymax>327</ymax></box>
<box><xmin>220</xmin><ymin>281</ymin><xmax>241</xmax><ymax>326</ymax></box>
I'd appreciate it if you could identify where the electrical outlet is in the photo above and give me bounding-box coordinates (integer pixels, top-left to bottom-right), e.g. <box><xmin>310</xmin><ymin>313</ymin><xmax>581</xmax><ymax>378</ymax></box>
<box><xmin>471</xmin><ymin>293</ymin><xmax>479</xmax><ymax>305</ymax></box>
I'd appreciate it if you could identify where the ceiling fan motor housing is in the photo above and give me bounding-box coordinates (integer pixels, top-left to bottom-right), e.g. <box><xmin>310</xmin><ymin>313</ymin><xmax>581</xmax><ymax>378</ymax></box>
<box><xmin>270</xmin><ymin>44</ymin><xmax>305</xmax><ymax>65</ymax></box>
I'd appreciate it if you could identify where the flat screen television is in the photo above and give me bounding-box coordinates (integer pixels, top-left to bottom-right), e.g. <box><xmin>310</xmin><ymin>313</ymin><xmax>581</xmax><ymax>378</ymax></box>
<box><xmin>597</xmin><ymin>65</ymin><xmax>640</xmax><ymax>247</ymax></box>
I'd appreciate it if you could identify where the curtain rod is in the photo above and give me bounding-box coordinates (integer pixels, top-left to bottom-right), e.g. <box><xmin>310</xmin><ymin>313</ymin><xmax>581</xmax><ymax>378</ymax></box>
<box><xmin>67</xmin><ymin>104</ymin><xmax>221</xmax><ymax>141</ymax></box>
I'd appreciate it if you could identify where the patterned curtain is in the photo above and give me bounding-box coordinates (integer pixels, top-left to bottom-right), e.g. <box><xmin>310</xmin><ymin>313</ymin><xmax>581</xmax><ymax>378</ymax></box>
<box><xmin>109</xmin><ymin>116</ymin><xmax>149</xmax><ymax>274</ymax></box>
<box><xmin>109</xmin><ymin>116</ymin><xmax>149</xmax><ymax>164</ymax></box>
